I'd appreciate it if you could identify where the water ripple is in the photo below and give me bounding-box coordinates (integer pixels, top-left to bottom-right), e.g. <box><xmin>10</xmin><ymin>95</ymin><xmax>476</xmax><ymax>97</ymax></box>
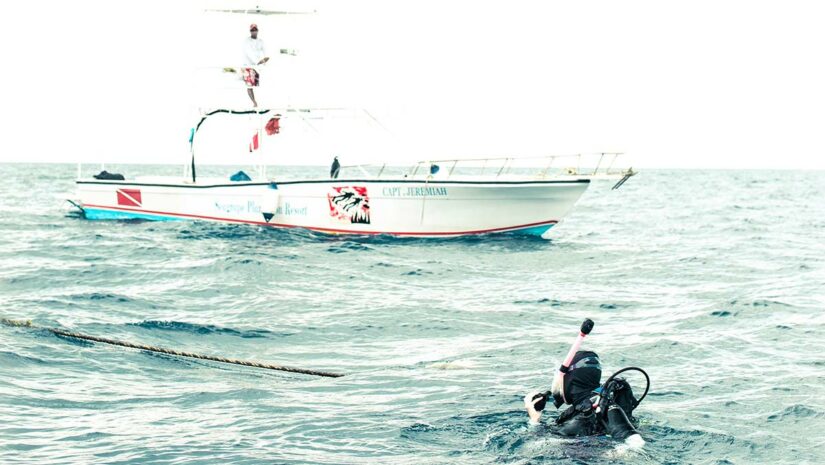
<box><xmin>1</xmin><ymin>165</ymin><xmax>824</xmax><ymax>464</ymax></box>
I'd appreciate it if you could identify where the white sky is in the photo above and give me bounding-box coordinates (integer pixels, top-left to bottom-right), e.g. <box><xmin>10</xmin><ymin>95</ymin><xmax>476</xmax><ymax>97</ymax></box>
<box><xmin>1</xmin><ymin>0</ymin><xmax>824</xmax><ymax>169</ymax></box>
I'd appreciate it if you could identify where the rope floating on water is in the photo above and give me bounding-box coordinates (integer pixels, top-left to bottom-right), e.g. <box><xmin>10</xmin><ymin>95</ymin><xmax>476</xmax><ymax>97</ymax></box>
<box><xmin>1</xmin><ymin>318</ymin><xmax>344</xmax><ymax>378</ymax></box>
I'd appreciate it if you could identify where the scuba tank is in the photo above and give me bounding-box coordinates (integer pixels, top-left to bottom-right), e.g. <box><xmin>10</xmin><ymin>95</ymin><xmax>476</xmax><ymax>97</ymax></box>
<box><xmin>550</xmin><ymin>358</ymin><xmax>650</xmax><ymax>439</ymax></box>
<box><xmin>595</xmin><ymin>366</ymin><xmax>650</xmax><ymax>440</ymax></box>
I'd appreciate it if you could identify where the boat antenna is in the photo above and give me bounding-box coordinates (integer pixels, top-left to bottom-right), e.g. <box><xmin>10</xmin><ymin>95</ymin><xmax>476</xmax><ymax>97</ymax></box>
<box><xmin>204</xmin><ymin>7</ymin><xmax>317</xmax><ymax>16</ymax></box>
<box><xmin>188</xmin><ymin>127</ymin><xmax>196</xmax><ymax>183</ymax></box>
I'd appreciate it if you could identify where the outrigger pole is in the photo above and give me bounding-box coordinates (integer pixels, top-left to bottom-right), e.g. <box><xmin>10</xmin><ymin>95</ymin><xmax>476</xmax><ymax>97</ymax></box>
<box><xmin>551</xmin><ymin>318</ymin><xmax>594</xmax><ymax>407</ymax></box>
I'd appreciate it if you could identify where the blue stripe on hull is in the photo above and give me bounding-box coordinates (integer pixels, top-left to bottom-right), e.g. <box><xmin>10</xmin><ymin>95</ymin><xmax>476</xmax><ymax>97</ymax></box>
<box><xmin>511</xmin><ymin>224</ymin><xmax>555</xmax><ymax>236</ymax></box>
<box><xmin>83</xmin><ymin>208</ymin><xmax>184</xmax><ymax>221</ymax></box>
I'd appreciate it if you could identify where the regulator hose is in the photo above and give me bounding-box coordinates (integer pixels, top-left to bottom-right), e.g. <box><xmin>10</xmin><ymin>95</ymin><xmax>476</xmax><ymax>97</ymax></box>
<box><xmin>600</xmin><ymin>366</ymin><xmax>650</xmax><ymax>409</ymax></box>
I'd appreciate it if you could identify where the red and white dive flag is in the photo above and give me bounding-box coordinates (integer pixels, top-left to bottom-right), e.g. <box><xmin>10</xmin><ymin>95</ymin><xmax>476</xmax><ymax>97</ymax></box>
<box><xmin>249</xmin><ymin>131</ymin><xmax>260</xmax><ymax>152</ymax></box>
<box><xmin>249</xmin><ymin>116</ymin><xmax>280</xmax><ymax>152</ymax></box>
<box><xmin>116</xmin><ymin>188</ymin><xmax>142</xmax><ymax>207</ymax></box>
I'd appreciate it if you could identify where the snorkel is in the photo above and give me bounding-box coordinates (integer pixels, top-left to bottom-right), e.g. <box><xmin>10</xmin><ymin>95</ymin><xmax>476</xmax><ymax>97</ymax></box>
<box><xmin>527</xmin><ymin>318</ymin><xmax>595</xmax><ymax>415</ymax></box>
<box><xmin>551</xmin><ymin>318</ymin><xmax>594</xmax><ymax>407</ymax></box>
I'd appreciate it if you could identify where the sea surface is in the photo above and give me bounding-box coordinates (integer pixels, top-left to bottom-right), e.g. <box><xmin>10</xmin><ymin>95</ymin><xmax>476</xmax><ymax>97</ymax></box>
<box><xmin>1</xmin><ymin>163</ymin><xmax>824</xmax><ymax>465</ymax></box>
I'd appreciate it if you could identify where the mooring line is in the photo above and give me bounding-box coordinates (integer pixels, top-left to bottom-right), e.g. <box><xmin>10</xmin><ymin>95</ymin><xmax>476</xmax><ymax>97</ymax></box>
<box><xmin>1</xmin><ymin>318</ymin><xmax>344</xmax><ymax>378</ymax></box>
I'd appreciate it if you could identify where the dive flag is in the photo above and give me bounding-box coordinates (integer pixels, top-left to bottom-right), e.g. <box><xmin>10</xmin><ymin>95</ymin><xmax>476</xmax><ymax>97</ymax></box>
<box><xmin>249</xmin><ymin>131</ymin><xmax>260</xmax><ymax>152</ymax></box>
<box><xmin>116</xmin><ymin>188</ymin><xmax>142</xmax><ymax>207</ymax></box>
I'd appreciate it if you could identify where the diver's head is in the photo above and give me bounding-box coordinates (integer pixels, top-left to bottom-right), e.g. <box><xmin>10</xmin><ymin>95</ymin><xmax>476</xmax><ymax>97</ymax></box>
<box><xmin>552</xmin><ymin>350</ymin><xmax>602</xmax><ymax>407</ymax></box>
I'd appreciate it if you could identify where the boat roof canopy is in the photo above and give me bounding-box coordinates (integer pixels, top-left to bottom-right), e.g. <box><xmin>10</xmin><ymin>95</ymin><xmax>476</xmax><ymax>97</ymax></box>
<box><xmin>195</xmin><ymin>108</ymin><xmax>275</xmax><ymax>132</ymax></box>
<box><xmin>205</xmin><ymin>8</ymin><xmax>316</xmax><ymax>15</ymax></box>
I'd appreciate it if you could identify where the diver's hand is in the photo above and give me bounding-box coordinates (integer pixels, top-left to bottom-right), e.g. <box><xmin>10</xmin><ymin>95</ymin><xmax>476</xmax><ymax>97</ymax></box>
<box><xmin>523</xmin><ymin>392</ymin><xmax>545</xmax><ymax>425</ymax></box>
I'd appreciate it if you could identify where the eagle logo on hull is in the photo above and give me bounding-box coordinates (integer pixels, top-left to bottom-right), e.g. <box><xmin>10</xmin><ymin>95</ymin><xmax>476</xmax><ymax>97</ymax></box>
<box><xmin>327</xmin><ymin>186</ymin><xmax>370</xmax><ymax>224</ymax></box>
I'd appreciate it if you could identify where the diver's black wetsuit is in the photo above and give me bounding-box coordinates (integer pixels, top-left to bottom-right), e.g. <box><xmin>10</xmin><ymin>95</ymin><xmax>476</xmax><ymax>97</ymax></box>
<box><xmin>534</xmin><ymin>351</ymin><xmax>642</xmax><ymax>439</ymax></box>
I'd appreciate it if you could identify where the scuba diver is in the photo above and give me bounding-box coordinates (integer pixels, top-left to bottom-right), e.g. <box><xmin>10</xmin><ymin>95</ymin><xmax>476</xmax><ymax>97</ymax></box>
<box><xmin>524</xmin><ymin>319</ymin><xmax>649</xmax><ymax>445</ymax></box>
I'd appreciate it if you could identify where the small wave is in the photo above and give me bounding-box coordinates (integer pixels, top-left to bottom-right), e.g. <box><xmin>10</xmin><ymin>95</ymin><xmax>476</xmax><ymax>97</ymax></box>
<box><xmin>122</xmin><ymin>218</ymin><xmax>154</xmax><ymax>224</ymax></box>
<box><xmin>728</xmin><ymin>298</ymin><xmax>792</xmax><ymax>308</ymax></box>
<box><xmin>426</xmin><ymin>360</ymin><xmax>479</xmax><ymax>370</ymax></box>
<box><xmin>641</xmin><ymin>424</ymin><xmax>762</xmax><ymax>463</ymax></box>
<box><xmin>401</xmin><ymin>407</ymin><xmax>628</xmax><ymax>462</ymax></box>
<box><xmin>767</xmin><ymin>405</ymin><xmax>825</xmax><ymax>423</ymax></box>
<box><xmin>605</xmin><ymin>434</ymin><xmax>646</xmax><ymax>459</ymax></box>
<box><xmin>401</xmin><ymin>410</ymin><xmax>525</xmax><ymax>454</ymax></box>
<box><xmin>399</xmin><ymin>323</ymin><xmax>452</xmax><ymax>331</ymax></box>
<box><xmin>599</xmin><ymin>303</ymin><xmax>628</xmax><ymax>310</ymax></box>
<box><xmin>647</xmin><ymin>390</ymin><xmax>685</xmax><ymax>398</ymax></box>
<box><xmin>326</xmin><ymin>242</ymin><xmax>375</xmax><ymax>253</ymax></box>
<box><xmin>170</xmin><ymin>388</ymin><xmax>273</xmax><ymax>408</ymax></box>
<box><xmin>174</xmin><ymin>222</ymin><xmax>322</xmax><ymax>245</ymax></box>
<box><xmin>83</xmin><ymin>293</ymin><xmax>131</xmax><ymax>302</ymax></box>
<box><xmin>372</xmin><ymin>262</ymin><xmax>397</xmax><ymax>268</ymax></box>
<box><xmin>128</xmin><ymin>320</ymin><xmax>281</xmax><ymax>338</ymax></box>
<box><xmin>0</xmin><ymin>350</ymin><xmax>47</xmax><ymax>366</ymax></box>
<box><xmin>62</xmin><ymin>431</ymin><xmax>116</xmax><ymax>442</ymax></box>
<box><xmin>750</xmin><ymin>299</ymin><xmax>792</xmax><ymax>308</ymax></box>
<box><xmin>176</xmin><ymin>223</ymin><xmax>264</xmax><ymax>241</ymax></box>
<box><xmin>710</xmin><ymin>310</ymin><xmax>735</xmax><ymax>317</ymax></box>
<box><xmin>222</xmin><ymin>256</ymin><xmax>262</xmax><ymax>266</ymax></box>
<box><xmin>351</xmin><ymin>324</ymin><xmax>384</xmax><ymax>332</ymax></box>
<box><xmin>512</xmin><ymin>298</ymin><xmax>571</xmax><ymax>306</ymax></box>
<box><xmin>403</xmin><ymin>268</ymin><xmax>432</xmax><ymax>276</ymax></box>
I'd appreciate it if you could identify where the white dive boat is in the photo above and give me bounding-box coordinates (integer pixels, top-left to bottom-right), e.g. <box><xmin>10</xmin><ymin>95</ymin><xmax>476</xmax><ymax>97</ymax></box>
<box><xmin>72</xmin><ymin>108</ymin><xmax>633</xmax><ymax>237</ymax></box>
<box><xmin>71</xmin><ymin>7</ymin><xmax>635</xmax><ymax>238</ymax></box>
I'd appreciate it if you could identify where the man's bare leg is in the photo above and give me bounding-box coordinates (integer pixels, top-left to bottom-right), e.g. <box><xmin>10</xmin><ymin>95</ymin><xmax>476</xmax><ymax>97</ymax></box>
<box><xmin>247</xmin><ymin>88</ymin><xmax>258</xmax><ymax>107</ymax></box>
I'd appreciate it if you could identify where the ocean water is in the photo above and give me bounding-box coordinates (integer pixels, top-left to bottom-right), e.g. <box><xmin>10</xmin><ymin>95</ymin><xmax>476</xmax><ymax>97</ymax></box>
<box><xmin>1</xmin><ymin>163</ymin><xmax>824</xmax><ymax>464</ymax></box>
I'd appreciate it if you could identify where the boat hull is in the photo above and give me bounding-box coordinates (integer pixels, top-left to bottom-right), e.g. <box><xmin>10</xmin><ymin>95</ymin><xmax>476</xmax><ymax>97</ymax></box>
<box><xmin>76</xmin><ymin>178</ymin><xmax>590</xmax><ymax>237</ymax></box>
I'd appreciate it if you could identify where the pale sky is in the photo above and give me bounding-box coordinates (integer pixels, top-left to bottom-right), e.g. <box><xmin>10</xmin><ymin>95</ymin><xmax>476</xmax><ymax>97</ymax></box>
<box><xmin>1</xmin><ymin>0</ymin><xmax>823</xmax><ymax>169</ymax></box>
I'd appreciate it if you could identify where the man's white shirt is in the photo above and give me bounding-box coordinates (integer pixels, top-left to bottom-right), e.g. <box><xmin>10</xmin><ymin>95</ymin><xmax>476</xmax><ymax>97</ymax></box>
<box><xmin>243</xmin><ymin>37</ymin><xmax>267</xmax><ymax>66</ymax></box>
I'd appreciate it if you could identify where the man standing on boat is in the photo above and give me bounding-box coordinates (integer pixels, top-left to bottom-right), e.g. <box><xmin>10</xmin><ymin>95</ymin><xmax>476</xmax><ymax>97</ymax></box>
<box><xmin>243</xmin><ymin>23</ymin><xmax>269</xmax><ymax>107</ymax></box>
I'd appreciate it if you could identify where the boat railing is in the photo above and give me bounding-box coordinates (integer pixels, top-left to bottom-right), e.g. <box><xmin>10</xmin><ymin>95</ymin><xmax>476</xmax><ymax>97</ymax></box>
<box><xmin>341</xmin><ymin>152</ymin><xmax>636</xmax><ymax>188</ymax></box>
<box><xmin>421</xmin><ymin>152</ymin><xmax>631</xmax><ymax>178</ymax></box>
<box><xmin>341</xmin><ymin>152</ymin><xmax>634</xmax><ymax>182</ymax></box>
